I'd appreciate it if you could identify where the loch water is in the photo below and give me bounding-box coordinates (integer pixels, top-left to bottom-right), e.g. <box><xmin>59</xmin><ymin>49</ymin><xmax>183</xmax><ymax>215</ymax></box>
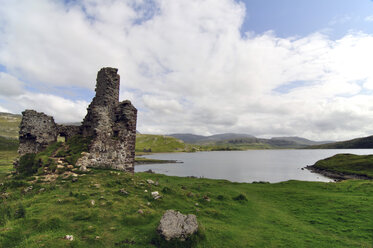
<box><xmin>135</xmin><ymin>149</ymin><xmax>373</xmax><ymax>183</ymax></box>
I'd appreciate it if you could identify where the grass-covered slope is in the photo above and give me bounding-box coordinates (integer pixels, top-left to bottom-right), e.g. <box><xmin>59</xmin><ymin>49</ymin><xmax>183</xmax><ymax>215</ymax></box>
<box><xmin>135</xmin><ymin>134</ymin><xmax>195</xmax><ymax>153</ymax></box>
<box><xmin>0</xmin><ymin>112</ymin><xmax>21</xmax><ymax>139</ymax></box>
<box><xmin>0</xmin><ymin>153</ymin><xmax>372</xmax><ymax>247</ymax></box>
<box><xmin>0</xmin><ymin>113</ymin><xmax>20</xmax><ymax>152</ymax></box>
<box><xmin>309</xmin><ymin>135</ymin><xmax>373</xmax><ymax>149</ymax></box>
<box><xmin>311</xmin><ymin>153</ymin><xmax>373</xmax><ymax>178</ymax></box>
<box><xmin>0</xmin><ymin>136</ymin><xmax>18</xmax><ymax>151</ymax></box>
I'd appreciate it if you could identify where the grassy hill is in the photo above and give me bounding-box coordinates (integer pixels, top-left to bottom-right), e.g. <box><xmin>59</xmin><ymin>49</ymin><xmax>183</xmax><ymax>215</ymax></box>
<box><xmin>309</xmin><ymin>135</ymin><xmax>373</xmax><ymax>149</ymax></box>
<box><xmin>310</xmin><ymin>153</ymin><xmax>373</xmax><ymax>179</ymax></box>
<box><xmin>0</xmin><ymin>112</ymin><xmax>21</xmax><ymax>139</ymax></box>
<box><xmin>135</xmin><ymin>134</ymin><xmax>196</xmax><ymax>153</ymax></box>
<box><xmin>0</xmin><ymin>151</ymin><xmax>372</xmax><ymax>247</ymax></box>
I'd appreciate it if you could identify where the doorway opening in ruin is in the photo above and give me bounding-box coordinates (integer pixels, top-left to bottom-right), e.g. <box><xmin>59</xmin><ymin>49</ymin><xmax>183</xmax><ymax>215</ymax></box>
<box><xmin>57</xmin><ymin>134</ymin><xmax>66</xmax><ymax>143</ymax></box>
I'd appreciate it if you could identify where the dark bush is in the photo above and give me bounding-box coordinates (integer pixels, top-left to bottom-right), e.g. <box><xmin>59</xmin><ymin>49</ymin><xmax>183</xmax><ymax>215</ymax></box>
<box><xmin>233</xmin><ymin>193</ymin><xmax>248</xmax><ymax>202</ymax></box>
<box><xmin>17</xmin><ymin>153</ymin><xmax>37</xmax><ymax>175</ymax></box>
<box><xmin>14</xmin><ymin>203</ymin><xmax>26</xmax><ymax>219</ymax></box>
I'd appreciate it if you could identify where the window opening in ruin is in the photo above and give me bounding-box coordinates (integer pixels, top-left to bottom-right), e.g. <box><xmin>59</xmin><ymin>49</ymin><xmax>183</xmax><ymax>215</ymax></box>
<box><xmin>57</xmin><ymin>135</ymin><xmax>66</xmax><ymax>142</ymax></box>
<box><xmin>113</xmin><ymin>130</ymin><xmax>119</xmax><ymax>137</ymax></box>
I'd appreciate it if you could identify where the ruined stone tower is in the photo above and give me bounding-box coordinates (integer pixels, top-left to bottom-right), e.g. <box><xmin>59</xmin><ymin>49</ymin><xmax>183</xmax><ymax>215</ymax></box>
<box><xmin>17</xmin><ymin>67</ymin><xmax>137</xmax><ymax>172</ymax></box>
<box><xmin>77</xmin><ymin>67</ymin><xmax>137</xmax><ymax>171</ymax></box>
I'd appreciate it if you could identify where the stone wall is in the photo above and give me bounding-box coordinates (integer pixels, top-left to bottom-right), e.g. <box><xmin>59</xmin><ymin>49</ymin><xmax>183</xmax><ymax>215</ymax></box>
<box><xmin>57</xmin><ymin>124</ymin><xmax>80</xmax><ymax>141</ymax></box>
<box><xmin>18</xmin><ymin>110</ymin><xmax>58</xmax><ymax>156</ymax></box>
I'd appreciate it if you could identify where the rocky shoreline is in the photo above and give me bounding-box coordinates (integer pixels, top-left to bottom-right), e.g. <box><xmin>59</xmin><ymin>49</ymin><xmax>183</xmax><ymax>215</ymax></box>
<box><xmin>305</xmin><ymin>165</ymin><xmax>372</xmax><ymax>181</ymax></box>
<box><xmin>135</xmin><ymin>158</ymin><xmax>181</xmax><ymax>165</ymax></box>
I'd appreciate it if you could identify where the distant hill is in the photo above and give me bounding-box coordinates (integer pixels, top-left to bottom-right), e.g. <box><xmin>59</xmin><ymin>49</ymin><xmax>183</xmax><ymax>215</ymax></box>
<box><xmin>169</xmin><ymin>133</ymin><xmax>256</xmax><ymax>144</ymax></box>
<box><xmin>271</xmin><ymin>136</ymin><xmax>332</xmax><ymax>146</ymax></box>
<box><xmin>169</xmin><ymin>133</ymin><xmax>331</xmax><ymax>149</ymax></box>
<box><xmin>309</xmin><ymin>135</ymin><xmax>373</xmax><ymax>149</ymax></box>
<box><xmin>168</xmin><ymin>133</ymin><xmax>206</xmax><ymax>143</ymax></box>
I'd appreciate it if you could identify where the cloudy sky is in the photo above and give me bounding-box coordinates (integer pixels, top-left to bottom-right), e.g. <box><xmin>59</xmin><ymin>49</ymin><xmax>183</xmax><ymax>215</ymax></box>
<box><xmin>1</xmin><ymin>0</ymin><xmax>373</xmax><ymax>141</ymax></box>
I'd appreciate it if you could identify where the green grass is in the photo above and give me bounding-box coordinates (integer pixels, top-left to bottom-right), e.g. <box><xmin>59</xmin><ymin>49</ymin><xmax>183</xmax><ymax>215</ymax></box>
<box><xmin>136</xmin><ymin>134</ymin><xmax>196</xmax><ymax>153</ymax></box>
<box><xmin>0</xmin><ymin>136</ymin><xmax>19</xmax><ymax>151</ymax></box>
<box><xmin>0</xmin><ymin>152</ymin><xmax>372</xmax><ymax>247</ymax></box>
<box><xmin>0</xmin><ymin>113</ymin><xmax>21</xmax><ymax>139</ymax></box>
<box><xmin>313</xmin><ymin>153</ymin><xmax>373</xmax><ymax>178</ymax></box>
<box><xmin>55</xmin><ymin>135</ymin><xmax>92</xmax><ymax>165</ymax></box>
<box><xmin>0</xmin><ymin>150</ymin><xmax>17</xmax><ymax>180</ymax></box>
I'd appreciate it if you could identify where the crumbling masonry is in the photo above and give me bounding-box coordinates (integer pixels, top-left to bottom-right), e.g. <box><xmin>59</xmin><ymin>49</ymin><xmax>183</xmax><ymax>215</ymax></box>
<box><xmin>17</xmin><ymin>67</ymin><xmax>137</xmax><ymax>172</ymax></box>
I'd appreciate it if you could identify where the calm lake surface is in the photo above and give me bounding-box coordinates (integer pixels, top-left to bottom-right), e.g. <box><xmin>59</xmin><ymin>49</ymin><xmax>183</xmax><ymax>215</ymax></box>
<box><xmin>135</xmin><ymin>149</ymin><xmax>373</xmax><ymax>183</ymax></box>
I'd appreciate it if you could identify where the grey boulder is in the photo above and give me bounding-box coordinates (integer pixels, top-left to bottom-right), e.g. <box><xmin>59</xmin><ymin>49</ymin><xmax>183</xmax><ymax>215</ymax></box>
<box><xmin>157</xmin><ymin>210</ymin><xmax>198</xmax><ymax>241</ymax></box>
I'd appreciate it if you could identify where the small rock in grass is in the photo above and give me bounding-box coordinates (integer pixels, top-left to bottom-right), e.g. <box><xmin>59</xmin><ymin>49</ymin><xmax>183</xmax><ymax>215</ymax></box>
<box><xmin>1</xmin><ymin>192</ymin><xmax>9</xmax><ymax>198</ymax></box>
<box><xmin>195</xmin><ymin>203</ymin><xmax>199</xmax><ymax>206</ymax></box>
<box><xmin>146</xmin><ymin>179</ymin><xmax>155</xmax><ymax>184</ymax></box>
<box><xmin>23</xmin><ymin>186</ymin><xmax>33</xmax><ymax>193</ymax></box>
<box><xmin>64</xmin><ymin>235</ymin><xmax>74</xmax><ymax>241</ymax></box>
<box><xmin>39</xmin><ymin>188</ymin><xmax>45</xmax><ymax>193</ymax></box>
<box><xmin>151</xmin><ymin>191</ymin><xmax>162</xmax><ymax>199</ymax></box>
<box><xmin>187</xmin><ymin>192</ymin><xmax>194</xmax><ymax>197</ymax></box>
<box><xmin>90</xmin><ymin>200</ymin><xmax>95</xmax><ymax>206</ymax></box>
<box><xmin>203</xmin><ymin>195</ymin><xmax>210</xmax><ymax>202</ymax></box>
<box><xmin>144</xmin><ymin>190</ymin><xmax>148</xmax><ymax>193</ymax></box>
<box><xmin>147</xmin><ymin>202</ymin><xmax>151</xmax><ymax>206</ymax></box>
<box><xmin>119</xmin><ymin>188</ymin><xmax>129</xmax><ymax>195</ymax></box>
<box><xmin>95</xmin><ymin>236</ymin><xmax>100</xmax><ymax>240</ymax></box>
<box><xmin>138</xmin><ymin>209</ymin><xmax>144</xmax><ymax>214</ymax></box>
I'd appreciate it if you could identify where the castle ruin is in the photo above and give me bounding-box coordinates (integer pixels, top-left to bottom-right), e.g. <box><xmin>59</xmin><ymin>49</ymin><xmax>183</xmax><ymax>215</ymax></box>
<box><xmin>17</xmin><ymin>67</ymin><xmax>137</xmax><ymax>172</ymax></box>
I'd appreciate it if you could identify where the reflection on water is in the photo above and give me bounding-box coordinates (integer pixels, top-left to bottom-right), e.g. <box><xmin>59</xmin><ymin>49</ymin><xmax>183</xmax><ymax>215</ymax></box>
<box><xmin>135</xmin><ymin>149</ymin><xmax>373</xmax><ymax>183</ymax></box>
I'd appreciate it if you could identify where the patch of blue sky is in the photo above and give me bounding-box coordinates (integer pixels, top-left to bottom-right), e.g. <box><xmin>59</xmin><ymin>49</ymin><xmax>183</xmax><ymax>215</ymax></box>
<box><xmin>131</xmin><ymin>0</ymin><xmax>160</xmax><ymax>25</ymax></box>
<box><xmin>238</xmin><ymin>0</ymin><xmax>373</xmax><ymax>39</ymax></box>
<box><xmin>62</xmin><ymin>0</ymin><xmax>96</xmax><ymax>24</ymax></box>
<box><xmin>273</xmin><ymin>80</ymin><xmax>313</xmax><ymax>94</ymax></box>
<box><xmin>355</xmin><ymin>79</ymin><xmax>373</xmax><ymax>96</ymax></box>
<box><xmin>53</xmin><ymin>86</ymin><xmax>94</xmax><ymax>102</ymax></box>
<box><xmin>0</xmin><ymin>64</ymin><xmax>6</xmax><ymax>73</ymax></box>
<box><xmin>25</xmin><ymin>83</ymin><xmax>94</xmax><ymax>102</ymax></box>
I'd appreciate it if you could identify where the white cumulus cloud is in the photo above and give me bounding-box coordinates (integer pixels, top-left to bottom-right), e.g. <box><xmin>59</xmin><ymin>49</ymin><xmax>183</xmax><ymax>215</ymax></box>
<box><xmin>0</xmin><ymin>0</ymin><xmax>373</xmax><ymax>140</ymax></box>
